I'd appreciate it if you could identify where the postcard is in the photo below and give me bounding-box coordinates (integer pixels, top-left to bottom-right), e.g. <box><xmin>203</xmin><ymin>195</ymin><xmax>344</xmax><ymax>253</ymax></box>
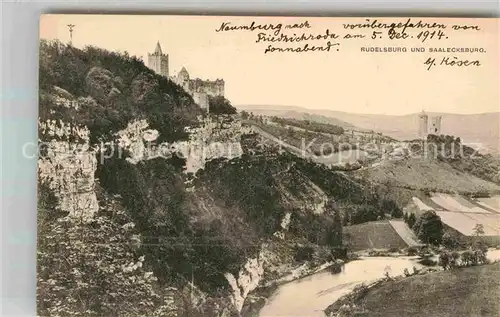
<box><xmin>37</xmin><ymin>15</ymin><xmax>499</xmax><ymax>317</ymax></box>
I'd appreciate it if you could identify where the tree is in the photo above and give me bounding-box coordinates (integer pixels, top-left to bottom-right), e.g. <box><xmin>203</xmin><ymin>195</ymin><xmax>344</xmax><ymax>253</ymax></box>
<box><xmin>450</xmin><ymin>251</ymin><xmax>460</xmax><ymax>268</ymax></box>
<box><xmin>208</xmin><ymin>96</ymin><xmax>237</xmax><ymax>115</ymax></box>
<box><xmin>442</xmin><ymin>232</ymin><xmax>460</xmax><ymax>249</ymax></box>
<box><xmin>407</xmin><ymin>213</ymin><xmax>417</xmax><ymax>229</ymax></box>
<box><xmin>414</xmin><ymin>211</ymin><xmax>444</xmax><ymax>245</ymax></box>
<box><xmin>438</xmin><ymin>250</ymin><xmax>451</xmax><ymax>270</ymax></box>
<box><xmin>461</xmin><ymin>250</ymin><xmax>475</xmax><ymax>266</ymax></box>
<box><xmin>380</xmin><ymin>199</ymin><xmax>403</xmax><ymax>218</ymax></box>
<box><xmin>352</xmin><ymin>204</ymin><xmax>379</xmax><ymax>224</ymax></box>
<box><xmin>240</xmin><ymin>110</ymin><xmax>249</xmax><ymax>120</ymax></box>
<box><xmin>472</xmin><ymin>223</ymin><xmax>485</xmax><ymax>236</ymax></box>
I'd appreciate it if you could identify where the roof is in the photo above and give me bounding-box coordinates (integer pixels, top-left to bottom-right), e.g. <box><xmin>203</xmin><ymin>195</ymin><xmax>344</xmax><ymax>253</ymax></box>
<box><xmin>154</xmin><ymin>41</ymin><xmax>162</xmax><ymax>55</ymax></box>
<box><xmin>179</xmin><ymin>67</ymin><xmax>189</xmax><ymax>76</ymax></box>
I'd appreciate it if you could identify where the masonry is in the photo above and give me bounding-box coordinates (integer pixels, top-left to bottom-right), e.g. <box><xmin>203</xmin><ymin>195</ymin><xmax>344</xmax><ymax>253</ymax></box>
<box><xmin>147</xmin><ymin>41</ymin><xmax>225</xmax><ymax>113</ymax></box>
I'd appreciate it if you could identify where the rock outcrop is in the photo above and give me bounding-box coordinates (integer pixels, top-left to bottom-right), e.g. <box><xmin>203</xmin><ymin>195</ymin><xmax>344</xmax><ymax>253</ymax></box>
<box><xmin>38</xmin><ymin>118</ymin><xmax>99</xmax><ymax>220</ymax></box>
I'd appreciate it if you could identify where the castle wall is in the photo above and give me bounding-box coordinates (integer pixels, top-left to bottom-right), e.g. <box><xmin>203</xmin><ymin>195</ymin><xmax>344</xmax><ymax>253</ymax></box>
<box><xmin>193</xmin><ymin>92</ymin><xmax>209</xmax><ymax>112</ymax></box>
<box><xmin>189</xmin><ymin>79</ymin><xmax>224</xmax><ymax>97</ymax></box>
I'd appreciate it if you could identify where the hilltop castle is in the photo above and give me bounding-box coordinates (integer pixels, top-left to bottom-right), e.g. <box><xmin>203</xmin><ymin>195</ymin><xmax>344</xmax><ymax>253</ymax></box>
<box><xmin>419</xmin><ymin>111</ymin><xmax>442</xmax><ymax>138</ymax></box>
<box><xmin>147</xmin><ymin>41</ymin><xmax>169</xmax><ymax>77</ymax></box>
<box><xmin>147</xmin><ymin>41</ymin><xmax>225</xmax><ymax>112</ymax></box>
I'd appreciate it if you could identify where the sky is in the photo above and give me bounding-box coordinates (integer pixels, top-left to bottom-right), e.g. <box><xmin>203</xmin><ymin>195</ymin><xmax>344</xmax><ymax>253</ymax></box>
<box><xmin>40</xmin><ymin>15</ymin><xmax>499</xmax><ymax>115</ymax></box>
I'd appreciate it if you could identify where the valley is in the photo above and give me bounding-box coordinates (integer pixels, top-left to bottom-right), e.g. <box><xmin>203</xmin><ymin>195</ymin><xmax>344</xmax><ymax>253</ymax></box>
<box><xmin>37</xmin><ymin>40</ymin><xmax>500</xmax><ymax>317</ymax></box>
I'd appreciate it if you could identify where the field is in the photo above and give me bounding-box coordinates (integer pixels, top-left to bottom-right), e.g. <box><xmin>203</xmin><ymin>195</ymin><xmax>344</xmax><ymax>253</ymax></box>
<box><xmin>352</xmin><ymin>263</ymin><xmax>500</xmax><ymax>317</ymax></box>
<box><xmin>406</xmin><ymin>194</ymin><xmax>500</xmax><ymax>238</ymax></box>
<box><xmin>477</xmin><ymin>197</ymin><xmax>500</xmax><ymax>213</ymax></box>
<box><xmin>430</xmin><ymin>193</ymin><xmax>489</xmax><ymax>213</ymax></box>
<box><xmin>343</xmin><ymin>220</ymin><xmax>420</xmax><ymax>251</ymax></box>
<box><xmin>389</xmin><ymin>220</ymin><xmax>421</xmax><ymax>246</ymax></box>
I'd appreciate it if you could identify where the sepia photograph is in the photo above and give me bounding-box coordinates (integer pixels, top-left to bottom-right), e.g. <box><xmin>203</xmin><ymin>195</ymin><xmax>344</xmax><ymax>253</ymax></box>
<box><xmin>36</xmin><ymin>15</ymin><xmax>499</xmax><ymax>317</ymax></box>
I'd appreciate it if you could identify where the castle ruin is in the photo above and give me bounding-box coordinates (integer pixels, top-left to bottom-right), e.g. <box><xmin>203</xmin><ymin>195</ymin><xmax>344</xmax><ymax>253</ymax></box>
<box><xmin>147</xmin><ymin>41</ymin><xmax>225</xmax><ymax>113</ymax></box>
<box><xmin>419</xmin><ymin>111</ymin><xmax>442</xmax><ymax>138</ymax></box>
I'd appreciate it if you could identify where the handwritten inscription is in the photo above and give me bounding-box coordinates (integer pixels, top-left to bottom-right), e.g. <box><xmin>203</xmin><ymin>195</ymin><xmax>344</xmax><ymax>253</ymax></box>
<box><xmin>214</xmin><ymin>18</ymin><xmax>486</xmax><ymax>69</ymax></box>
<box><xmin>215</xmin><ymin>21</ymin><xmax>311</xmax><ymax>36</ymax></box>
<box><xmin>424</xmin><ymin>56</ymin><xmax>481</xmax><ymax>70</ymax></box>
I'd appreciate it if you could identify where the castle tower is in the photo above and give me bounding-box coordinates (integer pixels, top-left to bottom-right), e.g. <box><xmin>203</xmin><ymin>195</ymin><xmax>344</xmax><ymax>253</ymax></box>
<box><xmin>430</xmin><ymin>116</ymin><xmax>442</xmax><ymax>135</ymax></box>
<box><xmin>176</xmin><ymin>67</ymin><xmax>191</xmax><ymax>93</ymax></box>
<box><xmin>215</xmin><ymin>79</ymin><xmax>225</xmax><ymax>97</ymax></box>
<box><xmin>147</xmin><ymin>41</ymin><xmax>169</xmax><ymax>77</ymax></box>
<box><xmin>418</xmin><ymin>110</ymin><xmax>428</xmax><ymax>138</ymax></box>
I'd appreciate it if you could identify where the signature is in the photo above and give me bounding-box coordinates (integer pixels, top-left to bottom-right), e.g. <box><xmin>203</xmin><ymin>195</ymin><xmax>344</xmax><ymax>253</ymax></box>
<box><xmin>424</xmin><ymin>56</ymin><xmax>481</xmax><ymax>70</ymax></box>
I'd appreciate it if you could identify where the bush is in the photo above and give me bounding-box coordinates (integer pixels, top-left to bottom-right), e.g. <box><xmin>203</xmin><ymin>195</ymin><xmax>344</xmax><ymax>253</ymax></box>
<box><xmin>294</xmin><ymin>245</ymin><xmax>315</xmax><ymax>262</ymax></box>
<box><xmin>388</xmin><ymin>247</ymin><xmax>400</xmax><ymax>253</ymax></box>
<box><xmin>406</xmin><ymin>246</ymin><xmax>419</xmax><ymax>256</ymax></box>
<box><xmin>208</xmin><ymin>96</ymin><xmax>237</xmax><ymax>115</ymax></box>
<box><xmin>413</xmin><ymin>211</ymin><xmax>444</xmax><ymax>245</ymax></box>
<box><xmin>442</xmin><ymin>232</ymin><xmax>462</xmax><ymax>250</ymax></box>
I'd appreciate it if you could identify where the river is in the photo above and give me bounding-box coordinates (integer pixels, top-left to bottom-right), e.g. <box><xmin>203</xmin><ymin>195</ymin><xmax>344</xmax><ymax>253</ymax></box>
<box><xmin>258</xmin><ymin>249</ymin><xmax>500</xmax><ymax>317</ymax></box>
<box><xmin>258</xmin><ymin>256</ymin><xmax>421</xmax><ymax>317</ymax></box>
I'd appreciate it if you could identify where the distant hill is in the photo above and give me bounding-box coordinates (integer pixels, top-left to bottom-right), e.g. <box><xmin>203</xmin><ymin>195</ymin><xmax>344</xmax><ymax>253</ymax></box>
<box><xmin>237</xmin><ymin>105</ymin><xmax>356</xmax><ymax>129</ymax></box>
<box><xmin>237</xmin><ymin>105</ymin><xmax>500</xmax><ymax>155</ymax></box>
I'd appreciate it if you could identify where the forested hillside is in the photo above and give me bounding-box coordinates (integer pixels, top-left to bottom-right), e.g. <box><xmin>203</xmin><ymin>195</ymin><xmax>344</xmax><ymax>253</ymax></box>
<box><xmin>37</xmin><ymin>40</ymin><xmax>404</xmax><ymax>317</ymax></box>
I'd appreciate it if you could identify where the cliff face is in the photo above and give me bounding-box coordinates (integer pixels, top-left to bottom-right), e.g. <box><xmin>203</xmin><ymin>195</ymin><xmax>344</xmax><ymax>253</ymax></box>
<box><xmin>38</xmin><ymin>115</ymin><xmax>99</xmax><ymax>221</ymax></box>
<box><xmin>115</xmin><ymin>116</ymin><xmax>251</xmax><ymax>174</ymax></box>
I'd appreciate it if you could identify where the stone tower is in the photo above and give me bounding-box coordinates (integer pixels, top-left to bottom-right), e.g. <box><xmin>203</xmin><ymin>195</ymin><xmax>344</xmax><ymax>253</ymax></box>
<box><xmin>176</xmin><ymin>67</ymin><xmax>190</xmax><ymax>91</ymax></box>
<box><xmin>419</xmin><ymin>110</ymin><xmax>428</xmax><ymax>138</ymax></box>
<box><xmin>430</xmin><ymin>116</ymin><xmax>442</xmax><ymax>134</ymax></box>
<box><xmin>147</xmin><ymin>41</ymin><xmax>169</xmax><ymax>77</ymax></box>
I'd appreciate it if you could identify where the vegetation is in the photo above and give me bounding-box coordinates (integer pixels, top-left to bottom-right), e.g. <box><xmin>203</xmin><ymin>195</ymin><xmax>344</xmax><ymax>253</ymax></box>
<box><xmin>253</xmin><ymin>120</ymin><xmax>352</xmax><ymax>156</ymax></box>
<box><xmin>438</xmin><ymin>246</ymin><xmax>488</xmax><ymax>270</ymax></box>
<box><xmin>37</xmin><ymin>183</ymin><xmax>186</xmax><ymax>317</ymax></box>
<box><xmin>441</xmin><ymin>231</ymin><xmax>465</xmax><ymax>250</ymax></box>
<box><xmin>326</xmin><ymin>263</ymin><xmax>500</xmax><ymax>317</ymax></box>
<box><xmin>412</xmin><ymin>210</ymin><xmax>444</xmax><ymax>245</ymax></box>
<box><xmin>403</xmin><ymin>212</ymin><xmax>417</xmax><ymax>229</ymax></box>
<box><xmin>270</xmin><ymin>116</ymin><xmax>345</xmax><ymax>135</ymax></box>
<box><xmin>39</xmin><ymin>39</ymin><xmax>202</xmax><ymax>144</ymax></box>
<box><xmin>427</xmin><ymin>134</ymin><xmax>500</xmax><ymax>185</ymax></box>
<box><xmin>37</xmin><ymin>40</ymin><xmax>428</xmax><ymax>316</ymax></box>
<box><xmin>326</xmin><ymin>200</ymin><xmax>343</xmax><ymax>247</ymax></box>
<box><xmin>208</xmin><ymin>95</ymin><xmax>237</xmax><ymax>115</ymax></box>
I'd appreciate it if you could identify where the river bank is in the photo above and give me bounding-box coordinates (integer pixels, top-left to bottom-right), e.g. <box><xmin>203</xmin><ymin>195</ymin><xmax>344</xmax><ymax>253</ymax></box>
<box><xmin>255</xmin><ymin>256</ymin><xmax>422</xmax><ymax>317</ymax></box>
<box><xmin>246</xmin><ymin>248</ymin><xmax>500</xmax><ymax>317</ymax></box>
<box><xmin>325</xmin><ymin>261</ymin><xmax>500</xmax><ymax>317</ymax></box>
<box><xmin>324</xmin><ymin>248</ymin><xmax>500</xmax><ymax>317</ymax></box>
<box><xmin>241</xmin><ymin>260</ymin><xmax>345</xmax><ymax>317</ymax></box>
